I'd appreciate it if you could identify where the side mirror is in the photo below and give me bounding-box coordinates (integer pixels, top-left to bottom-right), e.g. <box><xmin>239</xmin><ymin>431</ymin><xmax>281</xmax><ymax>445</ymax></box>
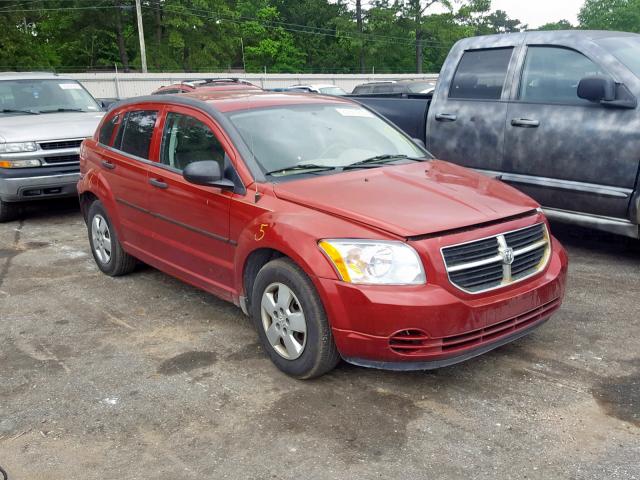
<box><xmin>183</xmin><ymin>161</ymin><xmax>235</xmax><ymax>191</ymax></box>
<box><xmin>577</xmin><ymin>76</ymin><xmax>616</xmax><ymax>103</ymax></box>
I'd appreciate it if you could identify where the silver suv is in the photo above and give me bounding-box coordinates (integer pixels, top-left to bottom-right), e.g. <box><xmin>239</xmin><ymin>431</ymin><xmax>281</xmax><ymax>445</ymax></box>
<box><xmin>0</xmin><ymin>72</ymin><xmax>104</xmax><ymax>221</ymax></box>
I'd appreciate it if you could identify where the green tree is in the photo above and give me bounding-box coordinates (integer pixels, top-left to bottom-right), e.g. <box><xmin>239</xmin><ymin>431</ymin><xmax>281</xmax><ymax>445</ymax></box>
<box><xmin>578</xmin><ymin>0</ymin><xmax>640</xmax><ymax>32</ymax></box>
<box><xmin>238</xmin><ymin>0</ymin><xmax>305</xmax><ymax>72</ymax></box>
<box><xmin>538</xmin><ymin>19</ymin><xmax>574</xmax><ymax>31</ymax></box>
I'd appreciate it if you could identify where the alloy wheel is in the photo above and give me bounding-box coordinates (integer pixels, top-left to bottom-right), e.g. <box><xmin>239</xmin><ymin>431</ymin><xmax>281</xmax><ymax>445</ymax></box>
<box><xmin>91</xmin><ymin>214</ymin><xmax>112</xmax><ymax>264</ymax></box>
<box><xmin>260</xmin><ymin>282</ymin><xmax>307</xmax><ymax>360</ymax></box>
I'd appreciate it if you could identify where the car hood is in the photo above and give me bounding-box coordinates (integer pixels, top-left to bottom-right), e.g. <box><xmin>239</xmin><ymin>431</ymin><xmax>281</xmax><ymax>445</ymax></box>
<box><xmin>273</xmin><ymin>160</ymin><xmax>539</xmax><ymax>238</ymax></box>
<box><xmin>0</xmin><ymin>111</ymin><xmax>104</xmax><ymax>143</ymax></box>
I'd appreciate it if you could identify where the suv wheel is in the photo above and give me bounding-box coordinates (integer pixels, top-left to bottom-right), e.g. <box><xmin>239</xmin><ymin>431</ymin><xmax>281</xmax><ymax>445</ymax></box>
<box><xmin>0</xmin><ymin>200</ymin><xmax>19</xmax><ymax>223</ymax></box>
<box><xmin>87</xmin><ymin>200</ymin><xmax>136</xmax><ymax>276</ymax></box>
<box><xmin>251</xmin><ymin>258</ymin><xmax>340</xmax><ymax>379</ymax></box>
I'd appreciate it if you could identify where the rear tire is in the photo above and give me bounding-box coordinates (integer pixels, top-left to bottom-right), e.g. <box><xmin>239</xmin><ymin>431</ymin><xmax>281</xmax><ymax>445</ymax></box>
<box><xmin>87</xmin><ymin>200</ymin><xmax>136</xmax><ymax>276</ymax></box>
<box><xmin>251</xmin><ymin>258</ymin><xmax>340</xmax><ymax>379</ymax></box>
<box><xmin>0</xmin><ymin>200</ymin><xmax>19</xmax><ymax>223</ymax></box>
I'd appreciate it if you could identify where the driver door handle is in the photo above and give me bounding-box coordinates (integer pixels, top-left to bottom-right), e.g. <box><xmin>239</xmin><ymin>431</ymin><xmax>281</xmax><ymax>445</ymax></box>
<box><xmin>149</xmin><ymin>178</ymin><xmax>168</xmax><ymax>189</ymax></box>
<box><xmin>511</xmin><ymin>118</ymin><xmax>540</xmax><ymax>128</ymax></box>
<box><xmin>435</xmin><ymin>113</ymin><xmax>457</xmax><ymax>122</ymax></box>
<box><xmin>101</xmin><ymin>160</ymin><xmax>115</xmax><ymax>170</ymax></box>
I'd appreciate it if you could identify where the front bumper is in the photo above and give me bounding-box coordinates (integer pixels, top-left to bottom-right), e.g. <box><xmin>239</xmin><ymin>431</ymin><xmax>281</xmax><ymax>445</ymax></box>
<box><xmin>318</xmin><ymin>236</ymin><xmax>568</xmax><ymax>370</ymax></box>
<box><xmin>0</xmin><ymin>168</ymin><xmax>80</xmax><ymax>202</ymax></box>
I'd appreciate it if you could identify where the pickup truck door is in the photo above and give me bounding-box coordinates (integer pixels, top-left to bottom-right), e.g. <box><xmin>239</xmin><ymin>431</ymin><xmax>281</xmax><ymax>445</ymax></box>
<box><xmin>503</xmin><ymin>44</ymin><xmax>639</xmax><ymax>220</ymax></box>
<box><xmin>427</xmin><ymin>46</ymin><xmax>518</xmax><ymax>172</ymax></box>
<box><xmin>144</xmin><ymin>107</ymin><xmax>236</xmax><ymax>301</ymax></box>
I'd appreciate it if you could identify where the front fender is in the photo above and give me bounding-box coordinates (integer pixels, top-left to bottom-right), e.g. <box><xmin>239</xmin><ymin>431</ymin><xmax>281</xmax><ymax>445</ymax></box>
<box><xmin>233</xmin><ymin>210</ymin><xmax>341</xmax><ymax>297</ymax></box>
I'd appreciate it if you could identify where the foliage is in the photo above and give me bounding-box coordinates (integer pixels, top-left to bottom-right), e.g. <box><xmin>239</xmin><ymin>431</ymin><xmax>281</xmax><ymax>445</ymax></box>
<box><xmin>1</xmin><ymin>0</ymin><xmax>637</xmax><ymax>74</ymax></box>
<box><xmin>578</xmin><ymin>0</ymin><xmax>640</xmax><ymax>32</ymax></box>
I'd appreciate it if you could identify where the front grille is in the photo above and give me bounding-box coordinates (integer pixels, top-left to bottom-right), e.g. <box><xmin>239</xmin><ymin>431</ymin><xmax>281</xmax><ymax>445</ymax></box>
<box><xmin>441</xmin><ymin>223</ymin><xmax>550</xmax><ymax>294</ymax></box>
<box><xmin>42</xmin><ymin>154</ymin><xmax>80</xmax><ymax>165</ymax></box>
<box><xmin>39</xmin><ymin>139</ymin><xmax>83</xmax><ymax>150</ymax></box>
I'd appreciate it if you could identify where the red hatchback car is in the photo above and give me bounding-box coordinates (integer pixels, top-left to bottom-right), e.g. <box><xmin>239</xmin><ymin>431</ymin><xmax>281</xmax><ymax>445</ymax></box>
<box><xmin>78</xmin><ymin>91</ymin><xmax>568</xmax><ymax>378</ymax></box>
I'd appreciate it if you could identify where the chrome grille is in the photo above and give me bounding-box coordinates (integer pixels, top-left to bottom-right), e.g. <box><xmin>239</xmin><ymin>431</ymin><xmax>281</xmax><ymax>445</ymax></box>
<box><xmin>39</xmin><ymin>139</ymin><xmax>83</xmax><ymax>150</ymax></box>
<box><xmin>442</xmin><ymin>223</ymin><xmax>550</xmax><ymax>294</ymax></box>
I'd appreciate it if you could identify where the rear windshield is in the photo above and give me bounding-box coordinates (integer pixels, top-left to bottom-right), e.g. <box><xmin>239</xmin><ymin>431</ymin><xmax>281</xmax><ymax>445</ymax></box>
<box><xmin>597</xmin><ymin>37</ymin><xmax>640</xmax><ymax>78</ymax></box>
<box><xmin>0</xmin><ymin>79</ymin><xmax>100</xmax><ymax>114</ymax></box>
<box><xmin>227</xmin><ymin>104</ymin><xmax>426</xmax><ymax>176</ymax></box>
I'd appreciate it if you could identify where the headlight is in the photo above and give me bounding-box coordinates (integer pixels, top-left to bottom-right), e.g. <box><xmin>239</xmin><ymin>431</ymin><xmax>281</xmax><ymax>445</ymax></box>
<box><xmin>0</xmin><ymin>159</ymin><xmax>42</xmax><ymax>168</ymax></box>
<box><xmin>0</xmin><ymin>142</ymin><xmax>38</xmax><ymax>153</ymax></box>
<box><xmin>318</xmin><ymin>239</ymin><xmax>426</xmax><ymax>285</ymax></box>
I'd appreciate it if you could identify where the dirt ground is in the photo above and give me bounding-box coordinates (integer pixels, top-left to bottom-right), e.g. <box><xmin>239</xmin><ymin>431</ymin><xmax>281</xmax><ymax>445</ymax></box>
<box><xmin>1</xmin><ymin>199</ymin><xmax>638</xmax><ymax>480</ymax></box>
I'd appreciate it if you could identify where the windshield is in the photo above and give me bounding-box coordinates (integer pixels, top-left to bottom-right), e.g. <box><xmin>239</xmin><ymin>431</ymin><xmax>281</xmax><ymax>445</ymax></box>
<box><xmin>597</xmin><ymin>37</ymin><xmax>640</xmax><ymax>78</ymax></box>
<box><xmin>227</xmin><ymin>104</ymin><xmax>427</xmax><ymax>176</ymax></box>
<box><xmin>319</xmin><ymin>87</ymin><xmax>346</xmax><ymax>96</ymax></box>
<box><xmin>0</xmin><ymin>79</ymin><xmax>101</xmax><ymax>114</ymax></box>
<box><xmin>407</xmin><ymin>82</ymin><xmax>436</xmax><ymax>93</ymax></box>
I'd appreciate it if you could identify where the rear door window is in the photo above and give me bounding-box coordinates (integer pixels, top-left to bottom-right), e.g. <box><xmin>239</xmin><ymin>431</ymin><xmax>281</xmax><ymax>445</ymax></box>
<box><xmin>117</xmin><ymin>110</ymin><xmax>157</xmax><ymax>159</ymax></box>
<box><xmin>98</xmin><ymin>114</ymin><xmax>119</xmax><ymax>146</ymax></box>
<box><xmin>518</xmin><ymin>46</ymin><xmax>606</xmax><ymax>105</ymax></box>
<box><xmin>449</xmin><ymin>48</ymin><xmax>514</xmax><ymax>100</ymax></box>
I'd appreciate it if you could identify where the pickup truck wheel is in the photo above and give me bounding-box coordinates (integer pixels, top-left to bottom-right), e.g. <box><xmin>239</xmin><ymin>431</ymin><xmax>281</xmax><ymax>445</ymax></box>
<box><xmin>0</xmin><ymin>200</ymin><xmax>19</xmax><ymax>223</ymax></box>
<box><xmin>87</xmin><ymin>201</ymin><xmax>136</xmax><ymax>276</ymax></box>
<box><xmin>251</xmin><ymin>258</ymin><xmax>340</xmax><ymax>379</ymax></box>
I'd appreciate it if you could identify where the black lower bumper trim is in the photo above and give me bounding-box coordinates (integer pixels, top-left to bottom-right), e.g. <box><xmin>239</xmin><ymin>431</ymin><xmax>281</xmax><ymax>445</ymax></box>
<box><xmin>343</xmin><ymin>318</ymin><xmax>549</xmax><ymax>371</ymax></box>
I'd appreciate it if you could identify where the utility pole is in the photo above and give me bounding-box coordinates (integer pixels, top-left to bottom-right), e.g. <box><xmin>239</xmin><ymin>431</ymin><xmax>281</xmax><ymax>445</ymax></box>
<box><xmin>356</xmin><ymin>0</ymin><xmax>365</xmax><ymax>74</ymax></box>
<box><xmin>135</xmin><ymin>0</ymin><xmax>148</xmax><ymax>73</ymax></box>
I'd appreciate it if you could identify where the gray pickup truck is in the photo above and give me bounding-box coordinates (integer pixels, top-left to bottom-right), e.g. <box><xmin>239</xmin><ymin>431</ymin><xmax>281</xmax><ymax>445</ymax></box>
<box><xmin>352</xmin><ymin>31</ymin><xmax>640</xmax><ymax>239</ymax></box>
<box><xmin>0</xmin><ymin>72</ymin><xmax>104</xmax><ymax>221</ymax></box>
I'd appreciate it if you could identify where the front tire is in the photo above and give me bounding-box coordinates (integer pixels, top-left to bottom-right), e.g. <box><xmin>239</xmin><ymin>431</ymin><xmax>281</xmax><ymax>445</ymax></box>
<box><xmin>87</xmin><ymin>200</ymin><xmax>136</xmax><ymax>276</ymax></box>
<box><xmin>251</xmin><ymin>258</ymin><xmax>340</xmax><ymax>379</ymax></box>
<box><xmin>0</xmin><ymin>200</ymin><xmax>19</xmax><ymax>223</ymax></box>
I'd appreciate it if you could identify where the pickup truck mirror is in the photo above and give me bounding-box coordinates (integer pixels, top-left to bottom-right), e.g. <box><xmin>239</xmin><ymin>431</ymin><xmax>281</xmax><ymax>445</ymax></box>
<box><xmin>183</xmin><ymin>161</ymin><xmax>235</xmax><ymax>191</ymax></box>
<box><xmin>577</xmin><ymin>76</ymin><xmax>616</xmax><ymax>102</ymax></box>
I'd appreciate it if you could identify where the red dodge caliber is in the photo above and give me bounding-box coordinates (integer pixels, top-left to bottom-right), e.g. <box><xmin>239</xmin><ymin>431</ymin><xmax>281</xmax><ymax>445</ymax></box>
<box><xmin>78</xmin><ymin>91</ymin><xmax>568</xmax><ymax>378</ymax></box>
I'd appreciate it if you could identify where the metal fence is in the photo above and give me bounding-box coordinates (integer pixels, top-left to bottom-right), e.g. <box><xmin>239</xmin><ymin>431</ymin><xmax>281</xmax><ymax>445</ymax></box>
<box><xmin>65</xmin><ymin>72</ymin><xmax>439</xmax><ymax>98</ymax></box>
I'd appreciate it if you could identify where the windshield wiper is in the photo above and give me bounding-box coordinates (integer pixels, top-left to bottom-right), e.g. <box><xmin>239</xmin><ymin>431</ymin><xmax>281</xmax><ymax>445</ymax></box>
<box><xmin>0</xmin><ymin>108</ymin><xmax>39</xmax><ymax>115</ymax></box>
<box><xmin>342</xmin><ymin>154</ymin><xmax>425</xmax><ymax>170</ymax></box>
<box><xmin>266</xmin><ymin>163</ymin><xmax>337</xmax><ymax>176</ymax></box>
<box><xmin>38</xmin><ymin>108</ymin><xmax>85</xmax><ymax>113</ymax></box>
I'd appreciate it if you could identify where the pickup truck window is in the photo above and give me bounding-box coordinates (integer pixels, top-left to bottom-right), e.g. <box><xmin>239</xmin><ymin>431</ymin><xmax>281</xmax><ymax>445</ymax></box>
<box><xmin>519</xmin><ymin>46</ymin><xmax>605</xmax><ymax>105</ymax></box>
<box><xmin>98</xmin><ymin>114</ymin><xmax>119</xmax><ymax>146</ymax></box>
<box><xmin>597</xmin><ymin>37</ymin><xmax>640</xmax><ymax>78</ymax></box>
<box><xmin>117</xmin><ymin>110</ymin><xmax>157</xmax><ymax>160</ymax></box>
<box><xmin>160</xmin><ymin>112</ymin><xmax>225</xmax><ymax>171</ymax></box>
<box><xmin>449</xmin><ymin>48</ymin><xmax>513</xmax><ymax>100</ymax></box>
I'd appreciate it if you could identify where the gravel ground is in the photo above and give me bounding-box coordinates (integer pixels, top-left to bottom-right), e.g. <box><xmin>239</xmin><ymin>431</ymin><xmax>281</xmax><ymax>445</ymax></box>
<box><xmin>0</xmin><ymin>199</ymin><xmax>638</xmax><ymax>480</ymax></box>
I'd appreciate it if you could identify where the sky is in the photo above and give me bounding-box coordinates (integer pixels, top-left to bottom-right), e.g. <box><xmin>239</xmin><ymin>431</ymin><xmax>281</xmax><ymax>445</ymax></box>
<box><xmin>489</xmin><ymin>0</ymin><xmax>583</xmax><ymax>28</ymax></box>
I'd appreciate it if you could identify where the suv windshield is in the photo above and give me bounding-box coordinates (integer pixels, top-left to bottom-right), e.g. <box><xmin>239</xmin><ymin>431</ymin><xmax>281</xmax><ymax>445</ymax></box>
<box><xmin>227</xmin><ymin>104</ymin><xmax>427</xmax><ymax>176</ymax></box>
<box><xmin>597</xmin><ymin>37</ymin><xmax>640</xmax><ymax>78</ymax></box>
<box><xmin>0</xmin><ymin>79</ymin><xmax>101</xmax><ymax>115</ymax></box>
<box><xmin>319</xmin><ymin>87</ymin><xmax>346</xmax><ymax>96</ymax></box>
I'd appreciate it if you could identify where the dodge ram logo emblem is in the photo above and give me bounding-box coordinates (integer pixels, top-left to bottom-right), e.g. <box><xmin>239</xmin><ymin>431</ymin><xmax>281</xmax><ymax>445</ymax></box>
<box><xmin>502</xmin><ymin>247</ymin><xmax>515</xmax><ymax>265</ymax></box>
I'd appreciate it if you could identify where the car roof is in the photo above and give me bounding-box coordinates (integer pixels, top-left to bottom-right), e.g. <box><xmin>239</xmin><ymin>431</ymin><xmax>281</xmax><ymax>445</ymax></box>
<box><xmin>0</xmin><ymin>71</ymin><xmax>73</xmax><ymax>81</ymax></box>
<box><xmin>114</xmin><ymin>90</ymin><xmax>357</xmax><ymax>114</ymax></box>
<box><xmin>289</xmin><ymin>84</ymin><xmax>343</xmax><ymax>89</ymax></box>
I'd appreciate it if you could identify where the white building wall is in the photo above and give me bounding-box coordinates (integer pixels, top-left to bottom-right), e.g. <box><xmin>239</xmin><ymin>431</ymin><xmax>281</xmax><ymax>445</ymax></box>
<box><xmin>65</xmin><ymin>72</ymin><xmax>439</xmax><ymax>98</ymax></box>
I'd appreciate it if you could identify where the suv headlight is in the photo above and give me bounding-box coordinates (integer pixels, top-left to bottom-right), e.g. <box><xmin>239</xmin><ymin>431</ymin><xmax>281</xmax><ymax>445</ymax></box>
<box><xmin>318</xmin><ymin>239</ymin><xmax>426</xmax><ymax>285</ymax></box>
<box><xmin>0</xmin><ymin>159</ymin><xmax>42</xmax><ymax>168</ymax></box>
<box><xmin>0</xmin><ymin>142</ymin><xmax>38</xmax><ymax>153</ymax></box>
